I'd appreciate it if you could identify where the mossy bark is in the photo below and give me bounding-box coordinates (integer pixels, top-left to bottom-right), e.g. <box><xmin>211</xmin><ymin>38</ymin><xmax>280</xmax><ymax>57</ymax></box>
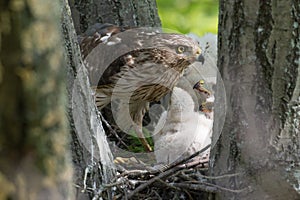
<box><xmin>211</xmin><ymin>0</ymin><xmax>300</xmax><ymax>199</ymax></box>
<box><xmin>0</xmin><ymin>1</ymin><xmax>72</xmax><ymax>199</ymax></box>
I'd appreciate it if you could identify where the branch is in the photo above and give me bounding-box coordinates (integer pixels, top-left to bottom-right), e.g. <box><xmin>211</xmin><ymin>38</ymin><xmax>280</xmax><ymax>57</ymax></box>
<box><xmin>127</xmin><ymin>145</ymin><xmax>211</xmax><ymax>198</ymax></box>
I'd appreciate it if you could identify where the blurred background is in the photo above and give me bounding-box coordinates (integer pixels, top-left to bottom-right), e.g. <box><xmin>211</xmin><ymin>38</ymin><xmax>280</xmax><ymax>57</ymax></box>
<box><xmin>156</xmin><ymin>0</ymin><xmax>218</xmax><ymax>36</ymax></box>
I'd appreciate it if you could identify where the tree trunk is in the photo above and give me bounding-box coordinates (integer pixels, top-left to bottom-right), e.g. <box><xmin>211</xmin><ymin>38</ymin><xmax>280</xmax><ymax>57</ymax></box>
<box><xmin>68</xmin><ymin>0</ymin><xmax>161</xmax><ymax>34</ymax></box>
<box><xmin>63</xmin><ymin>0</ymin><xmax>161</xmax><ymax>199</ymax></box>
<box><xmin>0</xmin><ymin>1</ymin><xmax>72</xmax><ymax>199</ymax></box>
<box><xmin>61</xmin><ymin>1</ymin><xmax>116</xmax><ymax>199</ymax></box>
<box><xmin>211</xmin><ymin>0</ymin><xmax>300</xmax><ymax>199</ymax></box>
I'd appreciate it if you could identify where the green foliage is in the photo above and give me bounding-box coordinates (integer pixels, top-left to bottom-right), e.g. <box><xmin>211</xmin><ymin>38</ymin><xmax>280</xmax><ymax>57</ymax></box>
<box><xmin>127</xmin><ymin>128</ymin><xmax>154</xmax><ymax>153</ymax></box>
<box><xmin>156</xmin><ymin>0</ymin><xmax>218</xmax><ymax>36</ymax></box>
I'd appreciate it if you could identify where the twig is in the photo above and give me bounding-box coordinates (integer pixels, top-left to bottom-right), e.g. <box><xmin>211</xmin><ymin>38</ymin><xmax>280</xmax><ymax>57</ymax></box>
<box><xmin>82</xmin><ymin>167</ymin><xmax>90</xmax><ymax>192</ymax></box>
<box><xmin>123</xmin><ymin>187</ymin><xmax>128</xmax><ymax>200</ymax></box>
<box><xmin>197</xmin><ymin>172</ymin><xmax>241</xmax><ymax>180</ymax></box>
<box><xmin>151</xmin><ymin>189</ymin><xmax>163</xmax><ymax>200</ymax></box>
<box><xmin>178</xmin><ymin>171</ymin><xmax>196</xmax><ymax>182</ymax></box>
<box><xmin>127</xmin><ymin>165</ymin><xmax>180</xmax><ymax>198</ymax></box>
<box><xmin>169</xmin><ymin>182</ymin><xmax>218</xmax><ymax>193</ymax></box>
<box><xmin>178</xmin><ymin>157</ymin><xmax>209</xmax><ymax>169</ymax></box>
<box><xmin>172</xmin><ymin>181</ymin><xmax>250</xmax><ymax>194</ymax></box>
<box><xmin>112</xmin><ymin>169</ymin><xmax>149</xmax><ymax>181</ymax></box>
<box><xmin>73</xmin><ymin>184</ymin><xmax>95</xmax><ymax>194</ymax></box>
<box><xmin>183</xmin><ymin>189</ymin><xmax>193</xmax><ymax>200</ymax></box>
<box><xmin>127</xmin><ymin>145</ymin><xmax>211</xmax><ymax>198</ymax></box>
<box><xmin>102</xmin><ymin>177</ymin><xmax>127</xmax><ymax>188</ymax></box>
<box><xmin>152</xmin><ymin>144</ymin><xmax>211</xmax><ymax>173</ymax></box>
<box><xmin>99</xmin><ymin>112</ymin><xmax>129</xmax><ymax>148</ymax></box>
<box><xmin>165</xmin><ymin>144</ymin><xmax>210</xmax><ymax>170</ymax></box>
<box><xmin>156</xmin><ymin>178</ymin><xmax>180</xmax><ymax>190</ymax></box>
<box><xmin>199</xmin><ymin>181</ymin><xmax>250</xmax><ymax>193</ymax></box>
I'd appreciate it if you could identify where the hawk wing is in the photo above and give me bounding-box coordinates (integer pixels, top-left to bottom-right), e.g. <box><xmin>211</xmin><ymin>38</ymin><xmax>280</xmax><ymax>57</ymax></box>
<box><xmin>78</xmin><ymin>23</ymin><xmax>130</xmax><ymax>58</ymax></box>
<box><xmin>80</xmin><ymin>26</ymin><xmax>165</xmax><ymax>86</ymax></box>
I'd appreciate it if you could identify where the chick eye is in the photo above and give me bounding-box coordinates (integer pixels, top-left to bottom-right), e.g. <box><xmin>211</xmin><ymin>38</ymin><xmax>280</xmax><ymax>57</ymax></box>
<box><xmin>199</xmin><ymin>80</ymin><xmax>205</xmax><ymax>85</ymax></box>
<box><xmin>176</xmin><ymin>45</ymin><xmax>186</xmax><ymax>53</ymax></box>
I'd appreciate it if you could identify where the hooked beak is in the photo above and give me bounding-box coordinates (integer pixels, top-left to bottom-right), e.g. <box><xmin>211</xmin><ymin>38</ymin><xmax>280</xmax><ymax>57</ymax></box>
<box><xmin>196</xmin><ymin>47</ymin><xmax>205</xmax><ymax>64</ymax></box>
<box><xmin>197</xmin><ymin>54</ymin><xmax>205</xmax><ymax>64</ymax></box>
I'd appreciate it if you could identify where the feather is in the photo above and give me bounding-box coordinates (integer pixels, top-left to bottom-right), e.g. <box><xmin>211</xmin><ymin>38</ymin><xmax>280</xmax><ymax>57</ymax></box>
<box><xmin>153</xmin><ymin>87</ymin><xmax>213</xmax><ymax>164</ymax></box>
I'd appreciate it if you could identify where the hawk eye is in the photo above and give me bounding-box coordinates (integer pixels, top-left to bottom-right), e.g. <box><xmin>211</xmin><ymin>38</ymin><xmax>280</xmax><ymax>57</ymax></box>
<box><xmin>176</xmin><ymin>45</ymin><xmax>186</xmax><ymax>53</ymax></box>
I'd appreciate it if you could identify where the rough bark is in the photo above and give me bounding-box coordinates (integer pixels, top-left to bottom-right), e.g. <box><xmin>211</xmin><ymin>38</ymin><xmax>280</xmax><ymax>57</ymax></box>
<box><xmin>61</xmin><ymin>1</ymin><xmax>116</xmax><ymax>199</ymax></box>
<box><xmin>63</xmin><ymin>1</ymin><xmax>162</xmax><ymax>199</ymax></box>
<box><xmin>211</xmin><ymin>0</ymin><xmax>300</xmax><ymax>199</ymax></box>
<box><xmin>69</xmin><ymin>0</ymin><xmax>161</xmax><ymax>34</ymax></box>
<box><xmin>0</xmin><ymin>1</ymin><xmax>72</xmax><ymax>199</ymax></box>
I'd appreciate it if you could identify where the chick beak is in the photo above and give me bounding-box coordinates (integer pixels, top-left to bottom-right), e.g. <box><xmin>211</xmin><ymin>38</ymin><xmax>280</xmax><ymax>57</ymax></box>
<box><xmin>193</xmin><ymin>81</ymin><xmax>201</xmax><ymax>90</ymax></box>
<box><xmin>199</xmin><ymin>102</ymin><xmax>214</xmax><ymax>114</ymax></box>
<box><xmin>193</xmin><ymin>81</ymin><xmax>211</xmax><ymax>97</ymax></box>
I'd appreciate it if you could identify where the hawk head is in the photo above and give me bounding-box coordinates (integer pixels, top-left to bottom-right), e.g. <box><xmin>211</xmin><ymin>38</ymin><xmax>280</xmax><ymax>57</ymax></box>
<box><xmin>146</xmin><ymin>33</ymin><xmax>204</xmax><ymax>65</ymax></box>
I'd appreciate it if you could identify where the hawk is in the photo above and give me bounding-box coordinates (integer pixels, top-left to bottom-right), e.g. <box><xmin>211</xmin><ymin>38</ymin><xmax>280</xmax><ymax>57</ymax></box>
<box><xmin>78</xmin><ymin>23</ymin><xmax>204</xmax><ymax>151</ymax></box>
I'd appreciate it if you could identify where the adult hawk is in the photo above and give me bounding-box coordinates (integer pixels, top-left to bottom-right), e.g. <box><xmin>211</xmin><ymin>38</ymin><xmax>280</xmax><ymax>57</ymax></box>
<box><xmin>78</xmin><ymin>23</ymin><xmax>204</xmax><ymax>151</ymax></box>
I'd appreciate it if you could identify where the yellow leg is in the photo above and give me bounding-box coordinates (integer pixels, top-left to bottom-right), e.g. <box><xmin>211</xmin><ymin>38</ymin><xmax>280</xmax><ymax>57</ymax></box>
<box><xmin>135</xmin><ymin>126</ymin><xmax>152</xmax><ymax>152</ymax></box>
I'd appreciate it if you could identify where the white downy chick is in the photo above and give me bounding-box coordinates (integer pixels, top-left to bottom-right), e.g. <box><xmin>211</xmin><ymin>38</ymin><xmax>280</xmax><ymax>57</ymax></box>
<box><xmin>153</xmin><ymin>87</ymin><xmax>213</xmax><ymax>164</ymax></box>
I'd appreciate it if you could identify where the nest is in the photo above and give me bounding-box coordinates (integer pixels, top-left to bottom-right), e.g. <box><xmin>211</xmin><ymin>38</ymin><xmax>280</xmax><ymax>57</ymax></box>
<box><xmin>92</xmin><ymin>145</ymin><xmax>242</xmax><ymax>200</ymax></box>
<box><xmin>74</xmin><ymin>142</ymin><xmax>246</xmax><ymax>200</ymax></box>
<box><xmin>111</xmin><ymin>157</ymin><xmax>210</xmax><ymax>199</ymax></box>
